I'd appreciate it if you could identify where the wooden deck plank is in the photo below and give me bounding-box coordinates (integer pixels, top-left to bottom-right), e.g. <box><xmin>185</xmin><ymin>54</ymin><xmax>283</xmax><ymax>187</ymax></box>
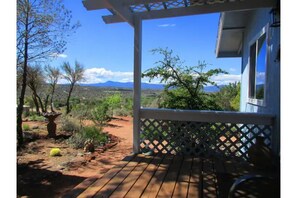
<box><xmin>109</xmin><ymin>155</ymin><xmax>154</xmax><ymax>198</ymax></box>
<box><xmin>62</xmin><ymin>177</ymin><xmax>98</xmax><ymax>198</ymax></box>
<box><xmin>172</xmin><ymin>156</ymin><xmax>192</xmax><ymax>198</ymax></box>
<box><xmin>93</xmin><ymin>154</ymin><xmax>143</xmax><ymax>197</ymax></box>
<box><xmin>202</xmin><ymin>158</ymin><xmax>217</xmax><ymax>198</ymax></box>
<box><xmin>141</xmin><ymin>155</ymin><xmax>174</xmax><ymax>198</ymax></box>
<box><xmin>125</xmin><ymin>154</ymin><xmax>165</xmax><ymax>198</ymax></box>
<box><xmin>157</xmin><ymin>155</ymin><xmax>184</xmax><ymax>197</ymax></box>
<box><xmin>77</xmin><ymin>154</ymin><xmax>135</xmax><ymax>198</ymax></box>
<box><xmin>188</xmin><ymin>157</ymin><xmax>202</xmax><ymax>198</ymax></box>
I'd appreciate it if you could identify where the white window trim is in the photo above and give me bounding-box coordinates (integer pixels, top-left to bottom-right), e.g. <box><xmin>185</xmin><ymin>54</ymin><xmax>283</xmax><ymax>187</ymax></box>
<box><xmin>247</xmin><ymin>24</ymin><xmax>269</xmax><ymax>107</ymax></box>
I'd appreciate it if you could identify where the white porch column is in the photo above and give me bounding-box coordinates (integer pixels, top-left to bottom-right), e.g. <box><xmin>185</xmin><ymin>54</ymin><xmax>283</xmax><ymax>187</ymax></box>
<box><xmin>133</xmin><ymin>16</ymin><xmax>142</xmax><ymax>154</ymax></box>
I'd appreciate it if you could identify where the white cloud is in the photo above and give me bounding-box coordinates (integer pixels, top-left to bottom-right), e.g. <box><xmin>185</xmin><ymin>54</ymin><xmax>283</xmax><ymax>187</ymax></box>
<box><xmin>81</xmin><ymin>67</ymin><xmax>133</xmax><ymax>84</ymax></box>
<box><xmin>158</xmin><ymin>24</ymin><xmax>176</xmax><ymax>27</ymax></box>
<box><xmin>211</xmin><ymin>74</ymin><xmax>241</xmax><ymax>85</ymax></box>
<box><xmin>50</xmin><ymin>53</ymin><xmax>67</xmax><ymax>58</ymax></box>
<box><xmin>229</xmin><ymin>68</ymin><xmax>236</xmax><ymax>72</ymax></box>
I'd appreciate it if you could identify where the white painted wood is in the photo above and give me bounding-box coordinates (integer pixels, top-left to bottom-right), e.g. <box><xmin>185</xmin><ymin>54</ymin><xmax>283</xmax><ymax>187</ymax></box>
<box><xmin>133</xmin><ymin>17</ymin><xmax>142</xmax><ymax>154</ymax></box>
<box><xmin>82</xmin><ymin>0</ymin><xmax>111</xmax><ymax>10</ymax></box>
<box><xmin>107</xmin><ymin>0</ymin><xmax>134</xmax><ymax>26</ymax></box>
<box><xmin>101</xmin><ymin>0</ymin><xmax>275</xmax><ymax>24</ymax></box>
<box><xmin>140</xmin><ymin>108</ymin><xmax>275</xmax><ymax>125</ymax></box>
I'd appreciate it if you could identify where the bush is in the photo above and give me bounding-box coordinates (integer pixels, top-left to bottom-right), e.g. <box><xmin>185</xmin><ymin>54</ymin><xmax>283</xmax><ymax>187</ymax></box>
<box><xmin>67</xmin><ymin>126</ymin><xmax>108</xmax><ymax>149</ymax></box>
<box><xmin>23</xmin><ymin>124</ymin><xmax>30</xmax><ymax>131</ymax></box>
<box><xmin>28</xmin><ymin>114</ymin><xmax>45</xmax><ymax>121</ymax></box>
<box><xmin>50</xmin><ymin>148</ymin><xmax>61</xmax><ymax>156</ymax></box>
<box><xmin>91</xmin><ymin>102</ymin><xmax>109</xmax><ymax>126</ymax></box>
<box><xmin>60</xmin><ymin>116</ymin><xmax>81</xmax><ymax>133</ymax></box>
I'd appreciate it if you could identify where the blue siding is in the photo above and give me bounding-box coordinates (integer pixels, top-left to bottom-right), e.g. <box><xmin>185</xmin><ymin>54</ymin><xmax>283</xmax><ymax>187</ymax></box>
<box><xmin>240</xmin><ymin>8</ymin><xmax>280</xmax><ymax>154</ymax></box>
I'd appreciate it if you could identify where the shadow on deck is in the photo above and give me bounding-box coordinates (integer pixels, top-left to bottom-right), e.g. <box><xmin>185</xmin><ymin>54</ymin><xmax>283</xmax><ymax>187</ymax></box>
<box><xmin>63</xmin><ymin>154</ymin><xmax>280</xmax><ymax>198</ymax></box>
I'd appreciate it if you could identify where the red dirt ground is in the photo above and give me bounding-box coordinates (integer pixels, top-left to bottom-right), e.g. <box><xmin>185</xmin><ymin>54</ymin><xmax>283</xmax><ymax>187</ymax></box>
<box><xmin>17</xmin><ymin>116</ymin><xmax>133</xmax><ymax>198</ymax></box>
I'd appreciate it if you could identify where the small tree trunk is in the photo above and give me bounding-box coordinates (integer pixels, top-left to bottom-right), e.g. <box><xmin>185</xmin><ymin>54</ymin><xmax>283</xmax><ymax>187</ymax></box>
<box><xmin>32</xmin><ymin>94</ymin><xmax>40</xmax><ymax>115</ymax></box>
<box><xmin>66</xmin><ymin>83</ymin><xmax>74</xmax><ymax>114</ymax></box>
<box><xmin>50</xmin><ymin>84</ymin><xmax>56</xmax><ymax>112</ymax></box>
<box><xmin>44</xmin><ymin>94</ymin><xmax>50</xmax><ymax>112</ymax></box>
<box><xmin>35</xmin><ymin>93</ymin><xmax>45</xmax><ymax>113</ymax></box>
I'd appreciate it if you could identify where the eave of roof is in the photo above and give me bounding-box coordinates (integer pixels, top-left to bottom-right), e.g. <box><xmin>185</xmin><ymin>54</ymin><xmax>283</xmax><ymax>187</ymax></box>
<box><xmin>215</xmin><ymin>10</ymin><xmax>253</xmax><ymax>58</ymax></box>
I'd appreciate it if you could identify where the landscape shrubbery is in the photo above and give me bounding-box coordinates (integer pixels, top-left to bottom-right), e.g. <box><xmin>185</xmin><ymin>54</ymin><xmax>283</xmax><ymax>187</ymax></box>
<box><xmin>66</xmin><ymin>126</ymin><xmax>108</xmax><ymax>149</ymax></box>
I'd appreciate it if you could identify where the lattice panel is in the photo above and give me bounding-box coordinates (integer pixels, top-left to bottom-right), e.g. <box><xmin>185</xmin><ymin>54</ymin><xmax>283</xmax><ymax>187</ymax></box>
<box><xmin>129</xmin><ymin>0</ymin><xmax>238</xmax><ymax>13</ymax></box>
<box><xmin>140</xmin><ymin>119</ymin><xmax>272</xmax><ymax>161</ymax></box>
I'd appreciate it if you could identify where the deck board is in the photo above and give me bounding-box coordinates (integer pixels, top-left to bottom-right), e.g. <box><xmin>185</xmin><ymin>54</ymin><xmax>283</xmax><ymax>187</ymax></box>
<box><xmin>65</xmin><ymin>154</ymin><xmax>275</xmax><ymax>198</ymax></box>
<box><xmin>76</xmin><ymin>154</ymin><xmax>135</xmax><ymax>198</ymax></box>
<box><xmin>141</xmin><ymin>155</ymin><xmax>174</xmax><ymax>198</ymax></box>
<box><xmin>109</xmin><ymin>155</ymin><xmax>154</xmax><ymax>198</ymax></box>
<box><xmin>125</xmin><ymin>154</ymin><xmax>165</xmax><ymax>198</ymax></box>
<box><xmin>188</xmin><ymin>157</ymin><xmax>202</xmax><ymax>198</ymax></box>
<box><xmin>172</xmin><ymin>157</ymin><xmax>192</xmax><ymax>198</ymax></box>
<box><xmin>93</xmin><ymin>155</ymin><xmax>143</xmax><ymax>197</ymax></box>
<box><xmin>157</xmin><ymin>155</ymin><xmax>183</xmax><ymax>197</ymax></box>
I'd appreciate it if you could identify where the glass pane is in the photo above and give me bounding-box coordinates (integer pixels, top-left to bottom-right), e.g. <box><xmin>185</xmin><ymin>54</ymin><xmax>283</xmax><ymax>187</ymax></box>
<box><xmin>255</xmin><ymin>34</ymin><xmax>266</xmax><ymax>99</ymax></box>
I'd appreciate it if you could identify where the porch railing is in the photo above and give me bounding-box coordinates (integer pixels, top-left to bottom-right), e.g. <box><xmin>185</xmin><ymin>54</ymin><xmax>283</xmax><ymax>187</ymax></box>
<box><xmin>139</xmin><ymin>108</ymin><xmax>275</xmax><ymax>161</ymax></box>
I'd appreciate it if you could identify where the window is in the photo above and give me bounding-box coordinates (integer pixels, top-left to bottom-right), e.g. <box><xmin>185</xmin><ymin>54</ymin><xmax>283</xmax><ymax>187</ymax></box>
<box><xmin>249</xmin><ymin>32</ymin><xmax>267</xmax><ymax>101</ymax></box>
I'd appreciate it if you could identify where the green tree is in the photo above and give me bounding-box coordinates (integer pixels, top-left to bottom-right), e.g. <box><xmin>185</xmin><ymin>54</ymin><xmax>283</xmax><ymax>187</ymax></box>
<box><xmin>61</xmin><ymin>61</ymin><xmax>85</xmax><ymax>114</ymax></box>
<box><xmin>142</xmin><ymin>48</ymin><xmax>227</xmax><ymax>110</ymax></box>
<box><xmin>106</xmin><ymin>93</ymin><xmax>122</xmax><ymax>116</ymax></box>
<box><xmin>17</xmin><ymin>0</ymin><xmax>79</xmax><ymax>145</ymax></box>
<box><xmin>230</xmin><ymin>82</ymin><xmax>241</xmax><ymax>111</ymax></box>
<box><xmin>215</xmin><ymin>82</ymin><xmax>240</xmax><ymax>111</ymax></box>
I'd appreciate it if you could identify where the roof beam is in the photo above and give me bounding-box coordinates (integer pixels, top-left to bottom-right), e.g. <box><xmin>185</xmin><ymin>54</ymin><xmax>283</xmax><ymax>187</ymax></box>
<box><xmin>83</xmin><ymin>0</ymin><xmax>134</xmax><ymax>26</ymax></box>
<box><xmin>82</xmin><ymin>0</ymin><xmax>112</xmax><ymax>10</ymax></box>
<box><xmin>103</xmin><ymin>0</ymin><xmax>275</xmax><ymax>24</ymax></box>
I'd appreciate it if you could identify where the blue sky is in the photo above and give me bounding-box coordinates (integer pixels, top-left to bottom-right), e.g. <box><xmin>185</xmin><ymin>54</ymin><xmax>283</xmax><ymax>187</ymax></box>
<box><xmin>51</xmin><ymin>0</ymin><xmax>241</xmax><ymax>85</ymax></box>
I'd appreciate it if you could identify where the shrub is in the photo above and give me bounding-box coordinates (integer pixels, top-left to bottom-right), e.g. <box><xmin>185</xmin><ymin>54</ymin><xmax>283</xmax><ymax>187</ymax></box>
<box><xmin>29</xmin><ymin>114</ymin><xmax>45</xmax><ymax>121</ymax></box>
<box><xmin>60</xmin><ymin>116</ymin><xmax>81</xmax><ymax>133</ymax></box>
<box><xmin>23</xmin><ymin>124</ymin><xmax>30</xmax><ymax>131</ymax></box>
<box><xmin>50</xmin><ymin>148</ymin><xmax>61</xmax><ymax>156</ymax></box>
<box><xmin>91</xmin><ymin>102</ymin><xmax>109</xmax><ymax>126</ymax></box>
<box><xmin>67</xmin><ymin>126</ymin><xmax>108</xmax><ymax>149</ymax></box>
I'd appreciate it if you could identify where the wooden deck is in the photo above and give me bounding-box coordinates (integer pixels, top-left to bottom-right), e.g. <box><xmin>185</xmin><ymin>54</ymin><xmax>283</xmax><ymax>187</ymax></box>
<box><xmin>63</xmin><ymin>154</ymin><xmax>279</xmax><ymax>198</ymax></box>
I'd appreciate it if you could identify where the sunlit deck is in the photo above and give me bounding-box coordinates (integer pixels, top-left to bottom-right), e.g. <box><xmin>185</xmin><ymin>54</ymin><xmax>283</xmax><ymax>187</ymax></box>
<box><xmin>64</xmin><ymin>153</ymin><xmax>279</xmax><ymax>198</ymax></box>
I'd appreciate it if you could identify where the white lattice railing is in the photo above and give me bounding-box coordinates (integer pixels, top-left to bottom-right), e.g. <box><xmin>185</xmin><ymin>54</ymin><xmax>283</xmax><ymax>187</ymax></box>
<box><xmin>139</xmin><ymin>108</ymin><xmax>275</xmax><ymax>161</ymax></box>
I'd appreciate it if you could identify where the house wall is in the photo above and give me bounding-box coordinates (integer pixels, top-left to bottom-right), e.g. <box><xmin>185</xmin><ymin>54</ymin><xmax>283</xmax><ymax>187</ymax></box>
<box><xmin>240</xmin><ymin>8</ymin><xmax>280</xmax><ymax>154</ymax></box>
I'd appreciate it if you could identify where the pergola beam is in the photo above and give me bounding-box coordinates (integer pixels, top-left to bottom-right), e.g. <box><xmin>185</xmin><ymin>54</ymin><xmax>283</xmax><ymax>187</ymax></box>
<box><xmin>102</xmin><ymin>0</ymin><xmax>275</xmax><ymax>24</ymax></box>
<box><xmin>83</xmin><ymin>0</ymin><xmax>134</xmax><ymax>26</ymax></box>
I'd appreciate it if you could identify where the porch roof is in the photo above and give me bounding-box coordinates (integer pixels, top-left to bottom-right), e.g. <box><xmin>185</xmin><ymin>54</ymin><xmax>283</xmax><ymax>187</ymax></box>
<box><xmin>82</xmin><ymin>0</ymin><xmax>276</xmax><ymax>26</ymax></box>
<box><xmin>215</xmin><ymin>10</ymin><xmax>253</xmax><ymax>58</ymax></box>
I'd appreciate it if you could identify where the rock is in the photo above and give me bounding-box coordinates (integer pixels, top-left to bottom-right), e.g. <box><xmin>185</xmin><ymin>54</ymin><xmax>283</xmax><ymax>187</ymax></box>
<box><xmin>32</xmin><ymin>126</ymin><xmax>39</xmax><ymax>130</ymax></box>
<box><xmin>77</xmin><ymin>152</ymin><xmax>84</xmax><ymax>157</ymax></box>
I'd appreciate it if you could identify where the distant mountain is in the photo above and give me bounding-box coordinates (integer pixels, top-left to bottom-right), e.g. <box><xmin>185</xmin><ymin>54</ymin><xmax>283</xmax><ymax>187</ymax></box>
<box><xmin>80</xmin><ymin>81</ymin><xmax>223</xmax><ymax>92</ymax></box>
<box><xmin>80</xmin><ymin>81</ymin><xmax>165</xmax><ymax>90</ymax></box>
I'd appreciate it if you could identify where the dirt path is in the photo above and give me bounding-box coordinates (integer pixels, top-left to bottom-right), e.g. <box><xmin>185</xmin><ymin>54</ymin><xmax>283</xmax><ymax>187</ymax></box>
<box><xmin>17</xmin><ymin>116</ymin><xmax>133</xmax><ymax>198</ymax></box>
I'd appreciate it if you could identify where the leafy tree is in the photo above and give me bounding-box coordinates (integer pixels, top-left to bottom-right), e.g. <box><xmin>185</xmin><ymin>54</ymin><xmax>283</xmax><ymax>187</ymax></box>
<box><xmin>142</xmin><ymin>48</ymin><xmax>227</xmax><ymax>110</ymax></box>
<box><xmin>230</xmin><ymin>82</ymin><xmax>241</xmax><ymax>111</ymax></box>
<box><xmin>106</xmin><ymin>94</ymin><xmax>122</xmax><ymax>116</ymax></box>
<box><xmin>44</xmin><ymin>65</ymin><xmax>61</xmax><ymax>112</ymax></box>
<box><xmin>215</xmin><ymin>82</ymin><xmax>240</xmax><ymax>111</ymax></box>
<box><xmin>61</xmin><ymin>61</ymin><xmax>85</xmax><ymax>114</ymax></box>
<box><xmin>26</xmin><ymin>65</ymin><xmax>46</xmax><ymax>114</ymax></box>
<box><xmin>17</xmin><ymin>0</ymin><xmax>79</xmax><ymax>145</ymax></box>
<box><xmin>91</xmin><ymin>101</ymin><xmax>109</xmax><ymax>126</ymax></box>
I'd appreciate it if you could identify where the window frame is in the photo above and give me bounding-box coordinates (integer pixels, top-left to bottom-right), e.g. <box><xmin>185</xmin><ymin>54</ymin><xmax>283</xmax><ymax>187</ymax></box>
<box><xmin>248</xmin><ymin>25</ymin><xmax>269</xmax><ymax>106</ymax></box>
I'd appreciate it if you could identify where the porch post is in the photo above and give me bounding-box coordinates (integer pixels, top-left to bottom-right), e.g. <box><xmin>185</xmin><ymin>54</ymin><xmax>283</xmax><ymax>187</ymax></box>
<box><xmin>133</xmin><ymin>16</ymin><xmax>142</xmax><ymax>154</ymax></box>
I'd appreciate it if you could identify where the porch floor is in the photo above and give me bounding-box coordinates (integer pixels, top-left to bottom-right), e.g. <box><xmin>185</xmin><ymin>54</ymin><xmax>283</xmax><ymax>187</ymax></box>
<box><xmin>63</xmin><ymin>154</ymin><xmax>279</xmax><ymax>198</ymax></box>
